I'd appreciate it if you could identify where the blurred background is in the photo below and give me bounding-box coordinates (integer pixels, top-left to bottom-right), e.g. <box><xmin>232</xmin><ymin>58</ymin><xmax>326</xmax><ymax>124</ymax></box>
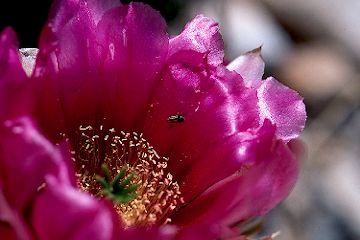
<box><xmin>1</xmin><ymin>0</ymin><xmax>359</xmax><ymax>239</ymax></box>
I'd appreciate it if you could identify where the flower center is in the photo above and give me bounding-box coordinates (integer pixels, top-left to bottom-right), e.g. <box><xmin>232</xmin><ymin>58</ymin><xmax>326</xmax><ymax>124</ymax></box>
<box><xmin>71</xmin><ymin>125</ymin><xmax>183</xmax><ymax>227</ymax></box>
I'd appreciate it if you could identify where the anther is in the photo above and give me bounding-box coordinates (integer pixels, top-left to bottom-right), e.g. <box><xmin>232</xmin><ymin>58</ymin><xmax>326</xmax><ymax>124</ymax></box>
<box><xmin>72</xmin><ymin>126</ymin><xmax>182</xmax><ymax>227</ymax></box>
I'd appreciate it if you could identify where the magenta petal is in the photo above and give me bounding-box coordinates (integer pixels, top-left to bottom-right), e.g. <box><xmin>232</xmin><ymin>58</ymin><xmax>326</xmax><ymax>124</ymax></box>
<box><xmin>0</xmin><ymin>27</ymin><xmax>31</xmax><ymax>121</ymax></box>
<box><xmin>142</xmin><ymin>63</ymin><xmax>212</xmax><ymax>155</ymax></box>
<box><xmin>119</xmin><ymin>226</ymin><xmax>176</xmax><ymax>240</ymax></box>
<box><xmin>227</xmin><ymin>47</ymin><xmax>264</xmax><ymax>86</ymax></box>
<box><xmin>144</xmin><ymin>66</ymin><xmax>259</xmax><ymax>184</ymax></box>
<box><xmin>49</xmin><ymin>0</ymin><xmax>119</xmax><ymax>32</ymax></box>
<box><xmin>169</xmin><ymin>15</ymin><xmax>224</xmax><ymax>66</ymax></box>
<box><xmin>257</xmin><ymin>77</ymin><xmax>306</xmax><ymax>142</ymax></box>
<box><xmin>51</xmin><ymin>3</ymin><xmax>101</xmax><ymax>129</ymax></box>
<box><xmin>179</xmin><ymin>132</ymin><xmax>257</xmax><ymax>202</ymax></box>
<box><xmin>227</xmin><ymin>49</ymin><xmax>306</xmax><ymax>141</ymax></box>
<box><xmin>31</xmin><ymin>177</ymin><xmax>121</xmax><ymax>240</ymax></box>
<box><xmin>120</xmin><ymin>224</ymin><xmax>220</xmax><ymax>240</ymax></box>
<box><xmin>215</xmin><ymin>144</ymin><xmax>298</xmax><ymax>226</ymax></box>
<box><xmin>0</xmin><ymin>187</ymin><xmax>32</xmax><ymax>240</ymax></box>
<box><xmin>97</xmin><ymin>2</ymin><xmax>169</xmax><ymax>130</ymax></box>
<box><xmin>176</xmin><ymin>224</ymin><xmax>220</xmax><ymax>240</ymax></box>
<box><xmin>34</xmin><ymin>0</ymin><xmax>121</xmax><ymax>139</ymax></box>
<box><xmin>33</xmin><ymin>0</ymin><xmax>106</xmax><ymax>140</ymax></box>
<box><xmin>171</xmin><ymin>121</ymin><xmax>299</xmax><ymax>226</ymax></box>
<box><xmin>0</xmin><ymin>117</ymin><xmax>74</xmax><ymax>211</ymax></box>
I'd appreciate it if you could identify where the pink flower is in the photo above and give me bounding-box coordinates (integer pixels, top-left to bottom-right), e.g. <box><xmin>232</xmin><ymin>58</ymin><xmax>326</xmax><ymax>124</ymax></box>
<box><xmin>0</xmin><ymin>0</ymin><xmax>306</xmax><ymax>239</ymax></box>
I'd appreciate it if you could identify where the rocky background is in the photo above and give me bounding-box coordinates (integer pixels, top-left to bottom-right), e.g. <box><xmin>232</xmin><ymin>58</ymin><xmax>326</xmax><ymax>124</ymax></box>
<box><xmin>1</xmin><ymin>1</ymin><xmax>359</xmax><ymax>239</ymax></box>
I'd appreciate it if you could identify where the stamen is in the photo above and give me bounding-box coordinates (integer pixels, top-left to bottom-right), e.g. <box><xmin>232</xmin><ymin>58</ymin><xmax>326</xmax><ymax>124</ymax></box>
<box><xmin>72</xmin><ymin>125</ymin><xmax>182</xmax><ymax>227</ymax></box>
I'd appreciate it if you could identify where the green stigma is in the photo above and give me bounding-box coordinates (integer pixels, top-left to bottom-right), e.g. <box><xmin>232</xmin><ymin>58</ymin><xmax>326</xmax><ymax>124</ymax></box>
<box><xmin>95</xmin><ymin>163</ymin><xmax>138</xmax><ymax>204</ymax></box>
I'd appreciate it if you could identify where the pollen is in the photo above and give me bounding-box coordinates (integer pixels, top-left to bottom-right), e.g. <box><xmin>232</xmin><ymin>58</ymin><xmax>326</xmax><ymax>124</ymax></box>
<box><xmin>72</xmin><ymin>125</ymin><xmax>183</xmax><ymax>227</ymax></box>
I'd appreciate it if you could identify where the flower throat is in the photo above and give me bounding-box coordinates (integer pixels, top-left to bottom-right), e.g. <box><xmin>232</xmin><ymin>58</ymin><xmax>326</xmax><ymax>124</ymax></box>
<box><xmin>71</xmin><ymin>125</ymin><xmax>182</xmax><ymax>227</ymax></box>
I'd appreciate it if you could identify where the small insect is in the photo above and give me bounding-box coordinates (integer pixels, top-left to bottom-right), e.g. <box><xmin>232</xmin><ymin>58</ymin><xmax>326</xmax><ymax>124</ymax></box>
<box><xmin>166</xmin><ymin>114</ymin><xmax>185</xmax><ymax>123</ymax></box>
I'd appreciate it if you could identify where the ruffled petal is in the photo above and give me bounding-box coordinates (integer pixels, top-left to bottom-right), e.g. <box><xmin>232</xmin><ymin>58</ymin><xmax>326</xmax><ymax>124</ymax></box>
<box><xmin>227</xmin><ymin>48</ymin><xmax>306</xmax><ymax>141</ymax></box>
<box><xmin>96</xmin><ymin>2</ymin><xmax>168</xmax><ymax>131</ymax></box>
<box><xmin>171</xmin><ymin>121</ymin><xmax>299</xmax><ymax>226</ymax></box>
<box><xmin>257</xmin><ymin>77</ymin><xmax>306</xmax><ymax>142</ymax></box>
<box><xmin>168</xmin><ymin>15</ymin><xmax>224</xmax><ymax>66</ymax></box>
<box><xmin>0</xmin><ymin>28</ymin><xmax>31</xmax><ymax>121</ymax></box>
<box><xmin>227</xmin><ymin>47</ymin><xmax>264</xmax><ymax>87</ymax></box>
<box><xmin>0</xmin><ymin>117</ymin><xmax>74</xmax><ymax>211</ymax></box>
<box><xmin>31</xmin><ymin>177</ymin><xmax>121</xmax><ymax>240</ymax></box>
